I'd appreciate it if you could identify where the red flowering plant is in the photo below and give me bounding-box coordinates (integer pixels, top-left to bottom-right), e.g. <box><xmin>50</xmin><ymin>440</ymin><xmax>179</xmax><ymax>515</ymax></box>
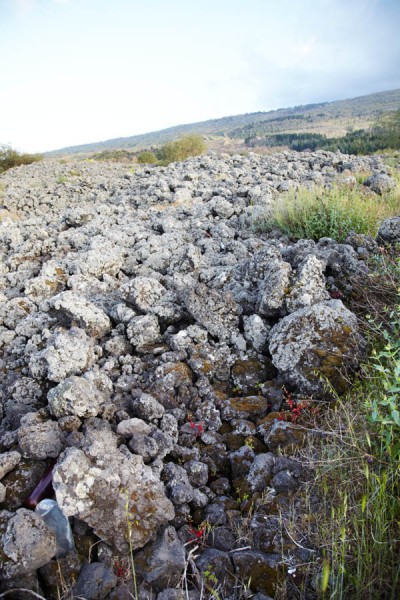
<box><xmin>188</xmin><ymin>415</ymin><xmax>204</xmax><ymax>437</ymax></box>
<box><xmin>185</xmin><ymin>520</ymin><xmax>211</xmax><ymax>548</ymax></box>
<box><xmin>112</xmin><ymin>557</ymin><xmax>130</xmax><ymax>581</ymax></box>
<box><xmin>278</xmin><ymin>387</ymin><xmax>319</xmax><ymax>425</ymax></box>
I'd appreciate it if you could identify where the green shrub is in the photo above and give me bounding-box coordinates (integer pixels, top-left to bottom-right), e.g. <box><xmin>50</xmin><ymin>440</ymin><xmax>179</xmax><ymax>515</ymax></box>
<box><xmin>91</xmin><ymin>149</ymin><xmax>136</xmax><ymax>163</ymax></box>
<box><xmin>0</xmin><ymin>145</ymin><xmax>43</xmax><ymax>173</ymax></box>
<box><xmin>258</xmin><ymin>183</ymin><xmax>399</xmax><ymax>242</ymax></box>
<box><xmin>157</xmin><ymin>134</ymin><xmax>206</xmax><ymax>165</ymax></box>
<box><xmin>137</xmin><ymin>151</ymin><xmax>158</xmax><ymax>164</ymax></box>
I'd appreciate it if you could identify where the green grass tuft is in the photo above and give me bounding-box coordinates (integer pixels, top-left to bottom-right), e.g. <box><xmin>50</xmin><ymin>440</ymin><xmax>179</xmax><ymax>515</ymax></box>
<box><xmin>258</xmin><ymin>181</ymin><xmax>399</xmax><ymax>242</ymax></box>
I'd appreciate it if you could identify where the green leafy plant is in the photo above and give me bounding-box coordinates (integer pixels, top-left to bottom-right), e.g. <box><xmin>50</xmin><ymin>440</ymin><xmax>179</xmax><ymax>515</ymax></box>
<box><xmin>202</xmin><ymin>567</ymin><xmax>222</xmax><ymax>600</ymax></box>
<box><xmin>366</xmin><ymin>300</ymin><xmax>400</xmax><ymax>460</ymax></box>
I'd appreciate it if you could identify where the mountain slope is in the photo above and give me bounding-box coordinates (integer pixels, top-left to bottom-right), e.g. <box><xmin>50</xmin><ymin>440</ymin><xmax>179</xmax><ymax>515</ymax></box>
<box><xmin>47</xmin><ymin>88</ymin><xmax>400</xmax><ymax>156</ymax></box>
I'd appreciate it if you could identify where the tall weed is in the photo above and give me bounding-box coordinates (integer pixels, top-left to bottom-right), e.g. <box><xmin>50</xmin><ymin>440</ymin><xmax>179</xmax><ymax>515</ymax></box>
<box><xmin>259</xmin><ymin>182</ymin><xmax>399</xmax><ymax>242</ymax></box>
<box><xmin>285</xmin><ymin>254</ymin><xmax>400</xmax><ymax>599</ymax></box>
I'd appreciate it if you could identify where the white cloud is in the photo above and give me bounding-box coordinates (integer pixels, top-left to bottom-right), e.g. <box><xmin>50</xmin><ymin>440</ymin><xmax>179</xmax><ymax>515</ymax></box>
<box><xmin>296</xmin><ymin>36</ymin><xmax>318</xmax><ymax>58</ymax></box>
<box><xmin>11</xmin><ymin>0</ymin><xmax>37</xmax><ymax>11</ymax></box>
<box><xmin>9</xmin><ymin>0</ymin><xmax>71</xmax><ymax>11</ymax></box>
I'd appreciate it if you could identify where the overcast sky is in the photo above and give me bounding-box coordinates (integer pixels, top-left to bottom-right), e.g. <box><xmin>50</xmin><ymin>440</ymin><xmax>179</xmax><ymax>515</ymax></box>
<box><xmin>1</xmin><ymin>0</ymin><xmax>399</xmax><ymax>153</ymax></box>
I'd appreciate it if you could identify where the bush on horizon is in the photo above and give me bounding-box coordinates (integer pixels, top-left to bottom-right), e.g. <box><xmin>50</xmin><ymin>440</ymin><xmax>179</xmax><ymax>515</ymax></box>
<box><xmin>0</xmin><ymin>144</ymin><xmax>43</xmax><ymax>173</ymax></box>
<box><xmin>157</xmin><ymin>134</ymin><xmax>206</xmax><ymax>165</ymax></box>
<box><xmin>137</xmin><ymin>150</ymin><xmax>158</xmax><ymax>164</ymax></box>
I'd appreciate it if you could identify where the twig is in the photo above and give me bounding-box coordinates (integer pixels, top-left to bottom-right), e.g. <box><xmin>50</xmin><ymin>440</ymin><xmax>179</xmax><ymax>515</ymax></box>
<box><xmin>181</xmin><ymin>544</ymin><xmax>200</xmax><ymax>599</ymax></box>
<box><xmin>0</xmin><ymin>590</ymin><xmax>48</xmax><ymax>600</ymax></box>
<box><xmin>280</xmin><ymin>518</ymin><xmax>316</xmax><ymax>553</ymax></box>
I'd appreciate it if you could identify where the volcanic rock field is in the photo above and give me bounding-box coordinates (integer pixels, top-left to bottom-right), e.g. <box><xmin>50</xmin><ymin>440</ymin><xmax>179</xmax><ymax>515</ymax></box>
<box><xmin>0</xmin><ymin>150</ymin><xmax>397</xmax><ymax>599</ymax></box>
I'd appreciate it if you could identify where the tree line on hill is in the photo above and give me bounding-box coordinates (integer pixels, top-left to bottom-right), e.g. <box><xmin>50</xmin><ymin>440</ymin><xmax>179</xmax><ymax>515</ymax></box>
<box><xmin>245</xmin><ymin>110</ymin><xmax>400</xmax><ymax>154</ymax></box>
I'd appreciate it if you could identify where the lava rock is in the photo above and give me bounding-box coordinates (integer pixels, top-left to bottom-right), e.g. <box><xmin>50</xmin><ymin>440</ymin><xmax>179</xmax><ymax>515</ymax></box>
<box><xmin>73</xmin><ymin>562</ymin><xmax>117</xmax><ymax>599</ymax></box>
<box><xmin>269</xmin><ymin>299</ymin><xmax>364</xmax><ymax>395</ymax></box>
<box><xmin>135</xmin><ymin>526</ymin><xmax>186</xmax><ymax>592</ymax></box>
<box><xmin>0</xmin><ymin>508</ymin><xmax>57</xmax><ymax>579</ymax></box>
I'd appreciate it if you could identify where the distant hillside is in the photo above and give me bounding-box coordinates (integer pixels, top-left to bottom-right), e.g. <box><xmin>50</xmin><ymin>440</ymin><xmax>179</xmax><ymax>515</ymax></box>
<box><xmin>47</xmin><ymin>88</ymin><xmax>400</xmax><ymax>156</ymax></box>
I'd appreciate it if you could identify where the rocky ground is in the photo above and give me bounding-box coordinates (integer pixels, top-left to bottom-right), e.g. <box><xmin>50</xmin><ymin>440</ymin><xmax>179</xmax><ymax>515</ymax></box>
<box><xmin>0</xmin><ymin>150</ymin><xmax>398</xmax><ymax>599</ymax></box>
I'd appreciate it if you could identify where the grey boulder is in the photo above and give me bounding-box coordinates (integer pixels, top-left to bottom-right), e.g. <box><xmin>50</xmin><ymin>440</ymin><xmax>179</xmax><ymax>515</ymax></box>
<box><xmin>52</xmin><ymin>428</ymin><xmax>174</xmax><ymax>552</ymax></box>
<box><xmin>269</xmin><ymin>299</ymin><xmax>363</xmax><ymax>395</ymax></box>
<box><xmin>47</xmin><ymin>291</ymin><xmax>111</xmax><ymax>338</ymax></box>
<box><xmin>377</xmin><ymin>216</ymin><xmax>400</xmax><ymax>244</ymax></box>
<box><xmin>47</xmin><ymin>375</ymin><xmax>104</xmax><ymax>419</ymax></box>
<box><xmin>135</xmin><ymin>526</ymin><xmax>186</xmax><ymax>592</ymax></box>
<box><xmin>29</xmin><ymin>327</ymin><xmax>95</xmax><ymax>382</ymax></box>
<box><xmin>0</xmin><ymin>508</ymin><xmax>57</xmax><ymax>579</ymax></box>
<box><xmin>363</xmin><ymin>173</ymin><xmax>395</xmax><ymax>195</ymax></box>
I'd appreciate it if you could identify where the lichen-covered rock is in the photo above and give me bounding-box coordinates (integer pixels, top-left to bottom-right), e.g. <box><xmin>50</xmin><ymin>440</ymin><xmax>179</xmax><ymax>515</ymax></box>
<box><xmin>0</xmin><ymin>508</ymin><xmax>57</xmax><ymax>578</ymax></box>
<box><xmin>52</xmin><ymin>428</ymin><xmax>174</xmax><ymax>552</ymax></box>
<box><xmin>128</xmin><ymin>434</ymin><xmax>159</xmax><ymax>462</ymax></box>
<box><xmin>70</xmin><ymin>236</ymin><xmax>124</xmax><ymax>277</ymax></box>
<box><xmin>195</xmin><ymin>548</ymin><xmax>235</xmax><ymax>596</ymax></box>
<box><xmin>257</xmin><ymin>259</ymin><xmax>292</xmax><ymax>317</ymax></box>
<box><xmin>39</xmin><ymin>553</ymin><xmax>82</xmax><ymax>600</ymax></box>
<box><xmin>377</xmin><ymin>216</ymin><xmax>400</xmax><ymax>244</ymax></box>
<box><xmin>62</xmin><ymin>205</ymin><xmax>95</xmax><ymax>227</ymax></box>
<box><xmin>17</xmin><ymin>413</ymin><xmax>64</xmax><ymax>459</ymax></box>
<box><xmin>131</xmin><ymin>392</ymin><xmax>165</xmax><ymax>421</ymax></box>
<box><xmin>0</xmin><ymin>451</ymin><xmax>21</xmax><ymax>480</ymax></box>
<box><xmin>228</xmin><ymin>245</ymin><xmax>292</xmax><ymax>316</ymax></box>
<box><xmin>243</xmin><ymin>314</ymin><xmax>270</xmax><ymax>353</ymax></box>
<box><xmin>116</xmin><ymin>417</ymin><xmax>152</xmax><ymax>437</ymax></box>
<box><xmin>231</xmin><ymin>358</ymin><xmax>268</xmax><ymax>394</ymax></box>
<box><xmin>0</xmin><ymin>297</ymin><xmax>37</xmax><ymax>330</ymax></box>
<box><xmin>286</xmin><ymin>255</ymin><xmax>329</xmax><ymax>313</ymax></box>
<box><xmin>259</xmin><ymin>419</ymin><xmax>306</xmax><ymax>451</ymax></box>
<box><xmin>230</xmin><ymin>445</ymin><xmax>255</xmax><ymax>480</ymax></box>
<box><xmin>161</xmin><ymin>462</ymin><xmax>194</xmax><ymax>505</ymax></box>
<box><xmin>271</xmin><ymin>469</ymin><xmax>298</xmax><ymax>493</ymax></box>
<box><xmin>363</xmin><ymin>172</ymin><xmax>396</xmax><ymax>195</ymax></box>
<box><xmin>181</xmin><ymin>283</ymin><xmax>241</xmax><ymax>341</ymax></box>
<box><xmin>246</xmin><ymin>453</ymin><xmax>275</xmax><ymax>493</ymax></box>
<box><xmin>126</xmin><ymin>314</ymin><xmax>161</xmax><ymax>351</ymax></box>
<box><xmin>47</xmin><ymin>291</ymin><xmax>111</xmax><ymax>338</ymax></box>
<box><xmin>124</xmin><ymin>276</ymin><xmax>182</xmax><ymax>322</ymax></box>
<box><xmin>47</xmin><ymin>376</ymin><xmax>104</xmax><ymax>419</ymax></box>
<box><xmin>219</xmin><ymin>395</ymin><xmax>270</xmax><ymax>422</ymax></box>
<box><xmin>24</xmin><ymin>260</ymin><xmax>68</xmax><ymax>301</ymax></box>
<box><xmin>269</xmin><ymin>300</ymin><xmax>363</xmax><ymax>395</ymax></box>
<box><xmin>0</xmin><ymin>150</ymin><xmax>386</xmax><ymax>594</ymax></box>
<box><xmin>0</xmin><ymin>458</ymin><xmax>45</xmax><ymax>511</ymax></box>
<box><xmin>0</xmin><ymin>483</ymin><xmax>6</xmax><ymax>503</ymax></box>
<box><xmin>183</xmin><ymin>460</ymin><xmax>209</xmax><ymax>487</ymax></box>
<box><xmin>29</xmin><ymin>327</ymin><xmax>95</xmax><ymax>382</ymax></box>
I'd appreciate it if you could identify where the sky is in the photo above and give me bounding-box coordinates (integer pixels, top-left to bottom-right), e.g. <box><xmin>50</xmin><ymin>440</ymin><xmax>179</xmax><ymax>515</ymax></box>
<box><xmin>1</xmin><ymin>0</ymin><xmax>399</xmax><ymax>153</ymax></box>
